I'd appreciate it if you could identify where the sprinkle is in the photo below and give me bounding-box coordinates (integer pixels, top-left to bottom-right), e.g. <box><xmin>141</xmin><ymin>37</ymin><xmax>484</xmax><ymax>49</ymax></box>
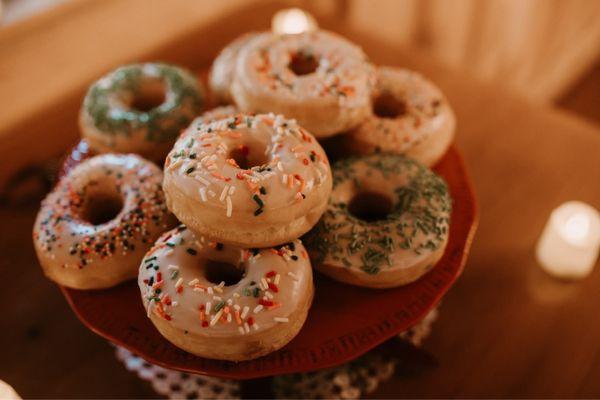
<box><xmin>206</xmin><ymin>301</ymin><xmax>212</xmax><ymax>314</ymax></box>
<box><xmin>220</xmin><ymin>186</ymin><xmax>228</xmax><ymax>202</ymax></box>
<box><xmin>188</xmin><ymin>278</ymin><xmax>199</xmax><ymax>286</ymax></box>
<box><xmin>175</xmin><ymin>278</ymin><xmax>183</xmax><ymax>287</ymax></box>
<box><xmin>238</xmin><ymin>326</ymin><xmax>245</xmax><ymax>335</ymax></box>
<box><xmin>207</xmin><ymin>286</ymin><xmax>214</xmax><ymax>295</ymax></box>
<box><xmin>277</xmin><ymin>162</ymin><xmax>284</xmax><ymax>171</ymax></box>
<box><xmin>264</xmin><ymin>291</ymin><xmax>274</xmax><ymax>299</ymax></box>
<box><xmin>253</xmin><ymin>323</ymin><xmax>259</xmax><ymax>331</ymax></box>
<box><xmin>210</xmin><ymin>309</ymin><xmax>224</xmax><ymax>326</ymax></box>
<box><xmin>274</xmin><ymin>317</ymin><xmax>289</xmax><ymax>323</ymax></box>
<box><xmin>253</xmin><ymin>305</ymin><xmax>263</xmax><ymax>314</ymax></box>
<box><xmin>241</xmin><ymin>306</ymin><xmax>250</xmax><ymax>319</ymax></box>
<box><xmin>214</xmin><ymin>301</ymin><xmax>225</xmax><ymax>312</ymax></box>
<box><xmin>261</xmin><ymin>278</ymin><xmax>269</xmax><ymax>290</ymax></box>
<box><xmin>244</xmin><ymin>322</ymin><xmax>250</xmax><ymax>333</ymax></box>
<box><xmin>274</xmin><ymin>274</ymin><xmax>281</xmax><ymax>285</ymax></box>
<box><xmin>199</xmin><ymin>187</ymin><xmax>207</xmax><ymax>202</ymax></box>
<box><xmin>226</xmin><ymin>196</ymin><xmax>233</xmax><ymax>217</ymax></box>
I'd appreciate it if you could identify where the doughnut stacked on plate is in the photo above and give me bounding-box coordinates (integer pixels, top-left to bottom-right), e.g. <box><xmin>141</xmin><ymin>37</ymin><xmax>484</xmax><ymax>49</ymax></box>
<box><xmin>33</xmin><ymin>29</ymin><xmax>454</xmax><ymax>362</ymax></box>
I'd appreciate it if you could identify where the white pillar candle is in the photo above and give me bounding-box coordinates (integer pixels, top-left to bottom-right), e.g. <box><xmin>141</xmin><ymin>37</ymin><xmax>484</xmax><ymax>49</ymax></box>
<box><xmin>536</xmin><ymin>201</ymin><xmax>600</xmax><ymax>279</ymax></box>
<box><xmin>0</xmin><ymin>380</ymin><xmax>20</xmax><ymax>399</ymax></box>
<box><xmin>271</xmin><ymin>8</ymin><xmax>317</xmax><ymax>35</ymax></box>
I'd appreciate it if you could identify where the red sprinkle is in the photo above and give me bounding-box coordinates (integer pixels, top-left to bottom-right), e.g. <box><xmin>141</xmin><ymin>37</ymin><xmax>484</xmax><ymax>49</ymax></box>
<box><xmin>268</xmin><ymin>282</ymin><xmax>279</xmax><ymax>293</ymax></box>
<box><xmin>266</xmin><ymin>270</ymin><xmax>276</xmax><ymax>278</ymax></box>
<box><xmin>259</xmin><ymin>299</ymin><xmax>274</xmax><ymax>307</ymax></box>
<box><xmin>202</xmin><ymin>321</ymin><xmax>209</xmax><ymax>327</ymax></box>
<box><xmin>247</xmin><ymin>317</ymin><xmax>254</xmax><ymax>326</ymax></box>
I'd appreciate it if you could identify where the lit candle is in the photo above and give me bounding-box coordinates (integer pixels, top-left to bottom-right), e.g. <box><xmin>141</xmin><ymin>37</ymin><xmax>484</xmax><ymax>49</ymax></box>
<box><xmin>271</xmin><ymin>8</ymin><xmax>318</xmax><ymax>35</ymax></box>
<box><xmin>536</xmin><ymin>201</ymin><xmax>600</xmax><ymax>279</ymax></box>
<box><xmin>0</xmin><ymin>380</ymin><xmax>20</xmax><ymax>399</ymax></box>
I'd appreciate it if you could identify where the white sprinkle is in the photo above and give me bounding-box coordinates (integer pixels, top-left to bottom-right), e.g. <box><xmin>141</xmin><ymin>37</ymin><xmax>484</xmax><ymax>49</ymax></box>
<box><xmin>168</xmin><ymin>265</ymin><xmax>179</xmax><ymax>271</ymax></box>
<box><xmin>226</xmin><ymin>196</ymin><xmax>233</xmax><ymax>217</ymax></box>
<box><xmin>213</xmin><ymin>296</ymin><xmax>222</xmax><ymax>301</ymax></box>
<box><xmin>175</xmin><ymin>278</ymin><xmax>183</xmax><ymax>287</ymax></box>
<box><xmin>233</xmin><ymin>304</ymin><xmax>241</xmax><ymax>311</ymax></box>
<box><xmin>207</xmin><ymin>287</ymin><xmax>214</xmax><ymax>295</ymax></box>
<box><xmin>253</xmin><ymin>323</ymin><xmax>259</xmax><ymax>331</ymax></box>
<box><xmin>261</xmin><ymin>278</ymin><xmax>268</xmax><ymax>290</ymax></box>
<box><xmin>227</xmin><ymin>313</ymin><xmax>232</xmax><ymax>323</ymax></box>
<box><xmin>277</xmin><ymin>161</ymin><xmax>284</xmax><ymax>171</ymax></box>
<box><xmin>282</xmin><ymin>174</ymin><xmax>288</xmax><ymax>185</ymax></box>
<box><xmin>193</xmin><ymin>287</ymin><xmax>205</xmax><ymax>292</ymax></box>
<box><xmin>253</xmin><ymin>305</ymin><xmax>264</xmax><ymax>314</ymax></box>
<box><xmin>208</xmin><ymin>190</ymin><xmax>216</xmax><ymax>197</ymax></box>
<box><xmin>241</xmin><ymin>306</ymin><xmax>250</xmax><ymax>319</ymax></box>
<box><xmin>188</xmin><ymin>278</ymin><xmax>199</xmax><ymax>286</ymax></box>
<box><xmin>206</xmin><ymin>302</ymin><xmax>212</xmax><ymax>314</ymax></box>
<box><xmin>218</xmin><ymin>281</ymin><xmax>225</xmax><ymax>288</ymax></box>
<box><xmin>228</xmin><ymin>186</ymin><xmax>236</xmax><ymax>195</ymax></box>
<box><xmin>274</xmin><ymin>274</ymin><xmax>281</xmax><ymax>285</ymax></box>
<box><xmin>199</xmin><ymin>187</ymin><xmax>207</xmax><ymax>202</ymax></box>
<box><xmin>244</xmin><ymin>322</ymin><xmax>250</xmax><ymax>333</ymax></box>
<box><xmin>196</xmin><ymin>176</ymin><xmax>210</xmax><ymax>186</ymax></box>
<box><xmin>264</xmin><ymin>291</ymin><xmax>274</xmax><ymax>299</ymax></box>
<box><xmin>171</xmin><ymin>301</ymin><xmax>178</xmax><ymax>307</ymax></box>
<box><xmin>287</xmin><ymin>272</ymin><xmax>298</xmax><ymax>281</ymax></box>
<box><xmin>227</xmin><ymin>299</ymin><xmax>233</xmax><ymax>305</ymax></box>
<box><xmin>146</xmin><ymin>303</ymin><xmax>152</xmax><ymax>317</ymax></box>
<box><xmin>220</xmin><ymin>186</ymin><xmax>228</xmax><ymax>202</ymax></box>
<box><xmin>210</xmin><ymin>309</ymin><xmax>224</xmax><ymax>326</ymax></box>
<box><xmin>274</xmin><ymin>317</ymin><xmax>289</xmax><ymax>323</ymax></box>
<box><xmin>238</xmin><ymin>326</ymin><xmax>245</xmax><ymax>335</ymax></box>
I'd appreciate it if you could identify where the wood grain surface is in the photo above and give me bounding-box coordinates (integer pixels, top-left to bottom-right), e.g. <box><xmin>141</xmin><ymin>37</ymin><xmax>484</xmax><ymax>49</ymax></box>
<box><xmin>0</xmin><ymin>0</ymin><xmax>599</xmax><ymax>398</ymax></box>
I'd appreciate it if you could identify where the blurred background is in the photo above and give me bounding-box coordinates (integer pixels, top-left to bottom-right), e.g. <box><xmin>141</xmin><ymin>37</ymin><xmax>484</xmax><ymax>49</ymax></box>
<box><xmin>2</xmin><ymin>0</ymin><xmax>599</xmax><ymax>119</ymax></box>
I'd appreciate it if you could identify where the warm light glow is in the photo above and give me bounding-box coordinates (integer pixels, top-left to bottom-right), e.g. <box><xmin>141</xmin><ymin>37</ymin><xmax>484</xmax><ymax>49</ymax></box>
<box><xmin>536</xmin><ymin>201</ymin><xmax>600</xmax><ymax>279</ymax></box>
<box><xmin>0</xmin><ymin>380</ymin><xmax>20</xmax><ymax>400</ymax></box>
<box><xmin>561</xmin><ymin>212</ymin><xmax>590</xmax><ymax>245</ymax></box>
<box><xmin>271</xmin><ymin>8</ymin><xmax>318</xmax><ymax>35</ymax></box>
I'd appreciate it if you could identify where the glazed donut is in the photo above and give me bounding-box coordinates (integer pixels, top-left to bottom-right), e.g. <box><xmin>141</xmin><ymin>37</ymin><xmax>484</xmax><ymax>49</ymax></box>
<box><xmin>231</xmin><ymin>30</ymin><xmax>375</xmax><ymax>138</ymax></box>
<box><xmin>33</xmin><ymin>154</ymin><xmax>174</xmax><ymax>289</ymax></box>
<box><xmin>345</xmin><ymin>67</ymin><xmax>455</xmax><ymax>166</ymax></box>
<box><xmin>304</xmin><ymin>154</ymin><xmax>451</xmax><ymax>288</ymax></box>
<box><xmin>163</xmin><ymin>113</ymin><xmax>332</xmax><ymax>248</ymax></box>
<box><xmin>138</xmin><ymin>225</ymin><xmax>313</xmax><ymax>361</ymax></box>
<box><xmin>209</xmin><ymin>32</ymin><xmax>259</xmax><ymax>104</ymax></box>
<box><xmin>80</xmin><ymin>63</ymin><xmax>204</xmax><ymax>162</ymax></box>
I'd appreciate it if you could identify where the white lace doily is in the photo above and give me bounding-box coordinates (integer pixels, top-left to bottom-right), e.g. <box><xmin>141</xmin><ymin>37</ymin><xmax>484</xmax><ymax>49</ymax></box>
<box><xmin>116</xmin><ymin>308</ymin><xmax>438</xmax><ymax>399</ymax></box>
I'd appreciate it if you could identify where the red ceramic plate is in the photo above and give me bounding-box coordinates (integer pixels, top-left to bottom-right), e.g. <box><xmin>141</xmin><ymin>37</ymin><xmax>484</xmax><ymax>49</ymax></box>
<box><xmin>58</xmin><ymin>143</ymin><xmax>478</xmax><ymax>379</ymax></box>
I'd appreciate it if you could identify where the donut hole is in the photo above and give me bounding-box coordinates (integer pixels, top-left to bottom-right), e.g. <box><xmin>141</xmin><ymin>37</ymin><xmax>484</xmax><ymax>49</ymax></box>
<box><xmin>204</xmin><ymin>260</ymin><xmax>245</xmax><ymax>286</ymax></box>
<box><xmin>348</xmin><ymin>191</ymin><xmax>393</xmax><ymax>222</ymax></box>
<box><xmin>81</xmin><ymin>192</ymin><xmax>124</xmax><ymax>225</ymax></box>
<box><xmin>288</xmin><ymin>50</ymin><xmax>319</xmax><ymax>76</ymax></box>
<box><xmin>130</xmin><ymin>79</ymin><xmax>166</xmax><ymax>112</ymax></box>
<box><xmin>373</xmin><ymin>93</ymin><xmax>407</xmax><ymax>119</ymax></box>
<box><xmin>228</xmin><ymin>145</ymin><xmax>268</xmax><ymax>170</ymax></box>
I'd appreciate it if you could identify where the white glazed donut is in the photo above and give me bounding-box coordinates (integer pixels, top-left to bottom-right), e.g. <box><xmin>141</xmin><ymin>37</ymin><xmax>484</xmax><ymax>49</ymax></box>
<box><xmin>231</xmin><ymin>30</ymin><xmax>375</xmax><ymax>138</ymax></box>
<box><xmin>80</xmin><ymin>63</ymin><xmax>205</xmax><ymax>162</ymax></box>
<box><xmin>163</xmin><ymin>113</ymin><xmax>332</xmax><ymax>248</ymax></box>
<box><xmin>138</xmin><ymin>225</ymin><xmax>313</xmax><ymax>361</ymax></box>
<box><xmin>209</xmin><ymin>32</ymin><xmax>259</xmax><ymax>104</ymax></box>
<box><xmin>33</xmin><ymin>154</ymin><xmax>174</xmax><ymax>289</ymax></box>
<box><xmin>345</xmin><ymin>67</ymin><xmax>456</xmax><ymax>166</ymax></box>
<box><xmin>304</xmin><ymin>154</ymin><xmax>452</xmax><ymax>288</ymax></box>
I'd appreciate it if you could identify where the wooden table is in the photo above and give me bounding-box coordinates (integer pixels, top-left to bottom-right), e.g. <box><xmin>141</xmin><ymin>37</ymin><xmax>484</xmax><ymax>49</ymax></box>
<box><xmin>1</xmin><ymin>1</ymin><xmax>599</xmax><ymax>398</ymax></box>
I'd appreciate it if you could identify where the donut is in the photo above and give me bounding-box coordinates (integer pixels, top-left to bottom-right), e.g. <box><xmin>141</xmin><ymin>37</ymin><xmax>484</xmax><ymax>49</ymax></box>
<box><xmin>304</xmin><ymin>154</ymin><xmax>452</xmax><ymax>288</ymax></box>
<box><xmin>231</xmin><ymin>30</ymin><xmax>375</xmax><ymax>138</ymax></box>
<box><xmin>209</xmin><ymin>32</ymin><xmax>259</xmax><ymax>104</ymax></box>
<box><xmin>80</xmin><ymin>63</ymin><xmax>204</xmax><ymax>162</ymax></box>
<box><xmin>163</xmin><ymin>113</ymin><xmax>332</xmax><ymax>248</ymax></box>
<box><xmin>33</xmin><ymin>154</ymin><xmax>174</xmax><ymax>289</ymax></box>
<box><xmin>138</xmin><ymin>225</ymin><xmax>313</xmax><ymax>361</ymax></box>
<box><xmin>345</xmin><ymin>67</ymin><xmax>456</xmax><ymax>166</ymax></box>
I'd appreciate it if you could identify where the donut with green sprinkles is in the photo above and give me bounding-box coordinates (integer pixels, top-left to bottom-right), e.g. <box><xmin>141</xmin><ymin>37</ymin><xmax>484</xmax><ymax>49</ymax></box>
<box><xmin>79</xmin><ymin>63</ymin><xmax>205</xmax><ymax>162</ymax></box>
<box><xmin>33</xmin><ymin>154</ymin><xmax>175</xmax><ymax>289</ymax></box>
<box><xmin>304</xmin><ymin>153</ymin><xmax>452</xmax><ymax>288</ymax></box>
<box><xmin>138</xmin><ymin>225</ymin><xmax>313</xmax><ymax>361</ymax></box>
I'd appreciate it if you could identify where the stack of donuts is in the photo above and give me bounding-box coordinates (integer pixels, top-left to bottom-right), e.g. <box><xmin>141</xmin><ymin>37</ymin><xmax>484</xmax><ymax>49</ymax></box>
<box><xmin>33</xmin><ymin>29</ymin><xmax>454</xmax><ymax>362</ymax></box>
